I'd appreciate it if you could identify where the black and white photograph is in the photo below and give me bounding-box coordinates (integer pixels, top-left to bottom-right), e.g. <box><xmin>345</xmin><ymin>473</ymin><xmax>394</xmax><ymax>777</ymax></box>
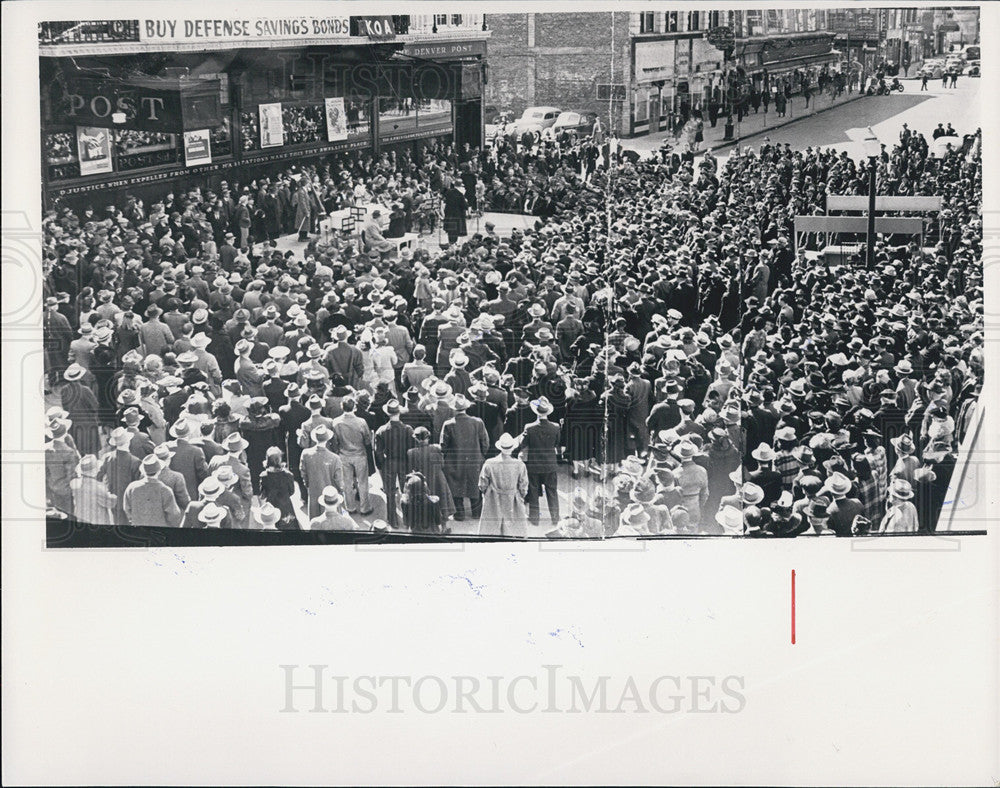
<box><xmin>30</xmin><ymin>5</ymin><xmax>986</xmax><ymax>544</ymax></box>
<box><xmin>3</xmin><ymin>1</ymin><xmax>997</xmax><ymax>785</ymax></box>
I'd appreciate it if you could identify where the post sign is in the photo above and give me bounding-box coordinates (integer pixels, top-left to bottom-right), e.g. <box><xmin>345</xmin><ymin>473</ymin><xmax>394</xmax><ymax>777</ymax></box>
<box><xmin>54</xmin><ymin>78</ymin><xmax>221</xmax><ymax>132</ymax></box>
<box><xmin>183</xmin><ymin>129</ymin><xmax>212</xmax><ymax>166</ymax></box>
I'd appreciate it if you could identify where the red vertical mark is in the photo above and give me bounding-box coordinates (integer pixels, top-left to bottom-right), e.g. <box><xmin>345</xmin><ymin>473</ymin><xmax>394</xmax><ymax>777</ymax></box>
<box><xmin>791</xmin><ymin>570</ymin><xmax>797</xmax><ymax>645</ymax></box>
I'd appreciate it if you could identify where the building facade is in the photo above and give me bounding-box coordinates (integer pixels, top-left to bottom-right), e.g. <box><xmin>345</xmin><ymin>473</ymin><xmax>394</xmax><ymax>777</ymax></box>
<box><xmin>38</xmin><ymin>14</ymin><xmax>489</xmax><ymax>208</ymax></box>
<box><xmin>484</xmin><ymin>10</ymin><xmax>842</xmax><ymax>139</ymax></box>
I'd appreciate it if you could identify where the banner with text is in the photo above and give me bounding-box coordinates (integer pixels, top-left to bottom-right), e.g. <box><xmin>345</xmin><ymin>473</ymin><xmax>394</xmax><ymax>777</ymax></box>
<box><xmin>325</xmin><ymin>97</ymin><xmax>348</xmax><ymax>142</ymax></box>
<box><xmin>138</xmin><ymin>17</ymin><xmax>350</xmax><ymax>44</ymax></box>
<box><xmin>183</xmin><ymin>129</ymin><xmax>212</xmax><ymax>167</ymax></box>
<box><xmin>76</xmin><ymin>126</ymin><xmax>113</xmax><ymax>176</ymax></box>
<box><xmin>259</xmin><ymin>103</ymin><xmax>284</xmax><ymax>148</ymax></box>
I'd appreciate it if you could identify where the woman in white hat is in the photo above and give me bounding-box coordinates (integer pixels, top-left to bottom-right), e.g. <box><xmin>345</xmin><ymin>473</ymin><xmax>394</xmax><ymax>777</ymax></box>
<box><xmin>70</xmin><ymin>454</ymin><xmax>117</xmax><ymax>525</ymax></box>
<box><xmin>477</xmin><ymin>433</ymin><xmax>529</xmax><ymax>537</ymax></box>
<box><xmin>878</xmin><ymin>478</ymin><xmax>918</xmax><ymax>534</ymax></box>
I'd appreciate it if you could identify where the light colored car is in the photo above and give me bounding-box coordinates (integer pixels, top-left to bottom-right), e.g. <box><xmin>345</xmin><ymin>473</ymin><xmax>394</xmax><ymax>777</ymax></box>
<box><xmin>509</xmin><ymin>106</ymin><xmax>562</xmax><ymax>137</ymax></box>
<box><xmin>918</xmin><ymin>60</ymin><xmax>946</xmax><ymax>79</ymax></box>
<box><xmin>966</xmin><ymin>59</ymin><xmax>981</xmax><ymax>76</ymax></box>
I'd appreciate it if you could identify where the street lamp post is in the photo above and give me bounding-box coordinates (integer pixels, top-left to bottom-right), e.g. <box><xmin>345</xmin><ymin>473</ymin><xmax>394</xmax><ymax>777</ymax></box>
<box><xmin>862</xmin><ymin>127</ymin><xmax>881</xmax><ymax>269</ymax></box>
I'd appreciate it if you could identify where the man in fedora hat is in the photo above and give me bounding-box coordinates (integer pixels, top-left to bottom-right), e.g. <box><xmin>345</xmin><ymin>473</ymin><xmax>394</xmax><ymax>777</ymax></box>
<box><xmin>374</xmin><ymin>400</ymin><xmax>415</xmax><ymax>529</ymax></box>
<box><xmin>441</xmin><ymin>393</ymin><xmax>490</xmax><ymax>521</ymax></box>
<box><xmin>823</xmin><ymin>471</ymin><xmax>864</xmax><ymax>537</ymax></box>
<box><xmin>299</xmin><ymin>424</ymin><xmax>345</xmax><ymax>520</ymax></box>
<box><xmin>325</xmin><ymin>325</ymin><xmax>365</xmax><ymax>390</ymax></box>
<box><xmin>99</xmin><ymin>427</ymin><xmax>142</xmax><ymax>525</ymax></box>
<box><xmin>309</xmin><ymin>486</ymin><xmax>356</xmax><ymax>531</ymax></box>
<box><xmin>478</xmin><ymin>432</ymin><xmax>529</xmax><ymax>537</ymax></box>
<box><xmin>879</xmin><ymin>478</ymin><xmax>918</xmax><ymax>533</ymax></box>
<box><xmin>70</xmin><ymin>454</ymin><xmax>117</xmax><ymax>526</ymax></box>
<box><xmin>331</xmin><ymin>397</ymin><xmax>374</xmax><ymax>515</ymax></box>
<box><xmin>674</xmin><ymin>440</ymin><xmax>709</xmax><ymax>527</ymax></box>
<box><xmin>152</xmin><ymin>443</ymin><xmax>190</xmax><ymax>510</ymax></box>
<box><xmin>747</xmin><ymin>442</ymin><xmax>782</xmax><ymax>506</ymax></box>
<box><xmin>519</xmin><ymin>396</ymin><xmax>561</xmax><ymax>528</ymax></box>
<box><xmin>123</xmin><ymin>454</ymin><xmax>182</xmax><ymax>527</ymax></box>
<box><xmin>45</xmin><ymin>419</ymin><xmax>80</xmax><ymax>516</ymax></box>
<box><xmin>208</xmin><ymin>432</ymin><xmax>253</xmax><ymax>510</ymax></box>
<box><xmin>181</xmin><ymin>476</ymin><xmax>233</xmax><ymax>529</ymax></box>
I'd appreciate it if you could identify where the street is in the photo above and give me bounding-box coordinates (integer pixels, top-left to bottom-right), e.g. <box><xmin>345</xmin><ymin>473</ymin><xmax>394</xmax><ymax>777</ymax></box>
<box><xmin>620</xmin><ymin>75</ymin><xmax>981</xmax><ymax>159</ymax></box>
<box><xmin>717</xmin><ymin>75</ymin><xmax>981</xmax><ymax>155</ymax></box>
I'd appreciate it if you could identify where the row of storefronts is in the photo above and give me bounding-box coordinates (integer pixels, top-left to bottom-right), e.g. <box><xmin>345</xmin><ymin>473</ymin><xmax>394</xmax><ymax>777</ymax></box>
<box><xmin>38</xmin><ymin>17</ymin><xmax>489</xmax><ymax>207</ymax></box>
<box><xmin>629</xmin><ymin>30</ymin><xmax>839</xmax><ymax>136</ymax></box>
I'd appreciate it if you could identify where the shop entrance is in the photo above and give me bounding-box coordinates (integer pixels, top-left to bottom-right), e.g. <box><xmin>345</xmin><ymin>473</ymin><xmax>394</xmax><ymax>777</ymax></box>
<box><xmin>454</xmin><ymin>98</ymin><xmax>483</xmax><ymax>150</ymax></box>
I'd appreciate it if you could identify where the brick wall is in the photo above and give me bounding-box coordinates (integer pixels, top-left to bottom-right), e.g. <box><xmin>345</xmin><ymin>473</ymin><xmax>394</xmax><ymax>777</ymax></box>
<box><xmin>485</xmin><ymin>11</ymin><xmax>632</xmax><ymax>134</ymax></box>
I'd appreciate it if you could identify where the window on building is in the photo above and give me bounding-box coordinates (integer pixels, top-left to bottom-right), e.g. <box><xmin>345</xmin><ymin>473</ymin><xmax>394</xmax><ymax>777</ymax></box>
<box><xmin>688</xmin><ymin>11</ymin><xmax>701</xmax><ymax>31</ymax></box>
<box><xmin>666</xmin><ymin>12</ymin><xmax>679</xmax><ymax>33</ymax></box>
<box><xmin>709</xmin><ymin>11</ymin><xmax>722</xmax><ymax>29</ymax></box>
<box><xmin>450</xmin><ymin>15</ymin><xmax>463</xmax><ymax>27</ymax></box>
<box><xmin>639</xmin><ymin>12</ymin><xmax>655</xmax><ymax>34</ymax></box>
<box><xmin>434</xmin><ymin>15</ymin><xmax>448</xmax><ymax>27</ymax></box>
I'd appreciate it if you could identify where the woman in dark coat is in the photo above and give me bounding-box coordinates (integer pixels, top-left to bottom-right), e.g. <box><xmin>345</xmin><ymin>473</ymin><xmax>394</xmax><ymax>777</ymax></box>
<box><xmin>406</xmin><ymin>427</ymin><xmax>456</xmax><ymax>521</ymax></box>
<box><xmin>562</xmin><ymin>387</ymin><xmax>604</xmax><ymax>476</ymax></box>
<box><xmin>600</xmin><ymin>381</ymin><xmax>632</xmax><ymax>468</ymax></box>
<box><xmin>60</xmin><ymin>367</ymin><xmax>102</xmax><ymax>457</ymax></box>
<box><xmin>259</xmin><ymin>446</ymin><xmax>298</xmax><ymax>529</ymax></box>
<box><xmin>442</xmin><ymin>184</ymin><xmax>468</xmax><ymax>244</ymax></box>
<box><xmin>241</xmin><ymin>398</ymin><xmax>281</xmax><ymax>495</ymax></box>
<box><xmin>400</xmin><ymin>472</ymin><xmax>443</xmax><ymax>533</ymax></box>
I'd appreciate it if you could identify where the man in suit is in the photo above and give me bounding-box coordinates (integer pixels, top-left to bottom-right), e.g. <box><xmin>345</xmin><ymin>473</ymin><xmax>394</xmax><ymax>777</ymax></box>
<box><xmin>374</xmin><ymin>400</ymin><xmax>415</xmax><ymax>528</ymax></box>
<box><xmin>626</xmin><ymin>363</ymin><xmax>653</xmax><ymax>457</ymax></box>
<box><xmin>208</xmin><ymin>433</ymin><xmax>254</xmax><ymax>514</ymax></box>
<box><xmin>167</xmin><ymin>420</ymin><xmax>209</xmax><ymax>502</ymax></box>
<box><xmin>324</xmin><ymin>325</ymin><xmax>364</xmax><ymax>389</ymax></box>
<box><xmin>123</xmin><ymin>455</ymin><xmax>182</xmax><ymax>527</ymax></box>
<box><xmin>519</xmin><ymin>396</ymin><xmax>562</xmax><ymax>527</ymax></box>
<box><xmin>299</xmin><ymin>424</ymin><xmax>345</xmax><ymax>519</ymax></box>
<box><xmin>747</xmin><ymin>442</ymin><xmax>783</xmax><ymax>507</ymax></box>
<box><xmin>99</xmin><ymin>427</ymin><xmax>142</xmax><ymax>525</ymax></box>
<box><xmin>278</xmin><ymin>384</ymin><xmax>311</xmax><ymax>488</ymax></box>
<box><xmin>180</xmin><ymin>476</ymin><xmax>234</xmax><ymax>529</ymax></box>
<box><xmin>152</xmin><ymin>443</ymin><xmax>191</xmax><ymax>511</ymax></box>
<box><xmin>234</xmin><ymin>338</ymin><xmax>265</xmax><ymax>398</ymax></box>
<box><xmin>435</xmin><ymin>307</ymin><xmax>466</xmax><ymax>376</ymax></box>
<box><xmin>330</xmin><ymin>397</ymin><xmax>374</xmax><ymax>515</ymax></box>
<box><xmin>441</xmin><ymin>394</ymin><xmax>490</xmax><ymax>521</ymax></box>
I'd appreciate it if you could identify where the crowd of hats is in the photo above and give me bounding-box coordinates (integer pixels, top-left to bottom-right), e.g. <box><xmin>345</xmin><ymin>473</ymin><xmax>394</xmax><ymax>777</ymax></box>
<box><xmin>40</xmin><ymin>122</ymin><xmax>983</xmax><ymax>537</ymax></box>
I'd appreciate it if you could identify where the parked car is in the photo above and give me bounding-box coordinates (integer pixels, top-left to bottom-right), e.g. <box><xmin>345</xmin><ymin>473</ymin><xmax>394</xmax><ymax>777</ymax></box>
<box><xmin>509</xmin><ymin>106</ymin><xmax>562</xmax><ymax>137</ymax></box>
<box><xmin>541</xmin><ymin>111</ymin><xmax>600</xmax><ymax>141</ymax></box>
<box><xmin>917</xmin><ymin>60</ymin><xmax>946</xmax><ymax>79</ymax></box>
<box><xmin>966</xmin><ymin>59</ymin><xmax>981</xmax><ymax>77</ymax></box>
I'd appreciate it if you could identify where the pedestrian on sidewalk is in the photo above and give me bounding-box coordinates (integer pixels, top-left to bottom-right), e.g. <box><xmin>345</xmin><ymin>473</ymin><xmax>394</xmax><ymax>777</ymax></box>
<box><xmin>921</xmin><ymin>72</ymin><xmax>929</xmax><ymax>91</ymax></box>
<box><xmin>949</xmin><ymin>70</ymin><xmax>958</xmax><ymax>89</ymax></box>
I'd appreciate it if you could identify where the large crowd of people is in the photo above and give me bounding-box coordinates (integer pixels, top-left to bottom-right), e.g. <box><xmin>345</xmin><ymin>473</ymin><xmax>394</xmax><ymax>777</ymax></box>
<box><xmin>42</xmin><ymin>118</ymin><xmax>982</xmax><ymax>537</ymax></box>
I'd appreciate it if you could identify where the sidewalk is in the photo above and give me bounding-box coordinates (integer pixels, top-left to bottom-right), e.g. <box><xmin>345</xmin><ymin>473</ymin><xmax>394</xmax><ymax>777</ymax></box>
<box><xmin>621</xmin><ymin>87</ymin><xmax>867</xmax><ymax>157</ymax></box>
